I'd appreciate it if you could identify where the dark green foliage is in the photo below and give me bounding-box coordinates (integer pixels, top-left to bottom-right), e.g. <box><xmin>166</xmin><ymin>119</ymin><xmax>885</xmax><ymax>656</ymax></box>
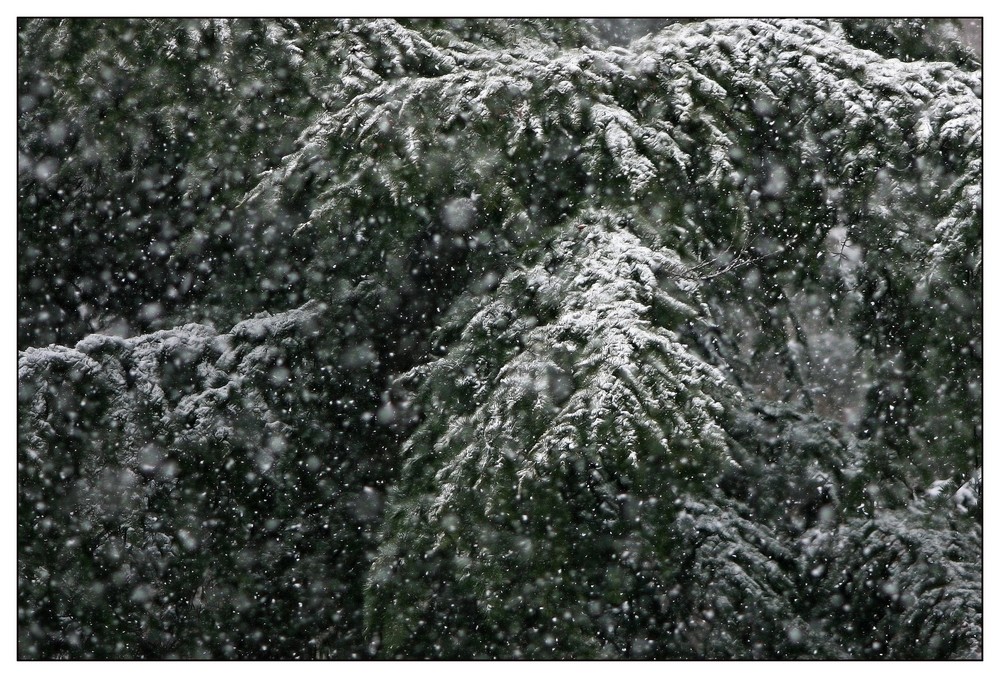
<box><xmin>839</xmin><ymin>19</ymin><xmax>980</xmax><ymax>67</ymax></box>
<box><xmin>19</xmin><ymin>18</ymin><xmax>980</xmax><ymax>659</ymax></box>
<box><xmin>366</xmin><ymin>215</ymin><xmax>738</xmax><ymax>658</ymax></box>
<box><xmin>18</xmin><ymin>19</ymin><xmax>333</xmax><ymax>348</ymax></box>
<box><xmin>18</xmin><ymin>303</ymin><xmax>394</xmax><ymax>658</ymax></box>
<box><xmin>803</xmin><ymin>510</ymin><xmax>981</xmax><ymax>659</ymax></box>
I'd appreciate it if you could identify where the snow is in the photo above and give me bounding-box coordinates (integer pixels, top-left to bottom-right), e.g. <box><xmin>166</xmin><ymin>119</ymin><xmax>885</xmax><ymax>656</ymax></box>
<box><xmin>17</xmin><ymin>17</ymin><xmax>981</xmax><ymax>660</ymax></box>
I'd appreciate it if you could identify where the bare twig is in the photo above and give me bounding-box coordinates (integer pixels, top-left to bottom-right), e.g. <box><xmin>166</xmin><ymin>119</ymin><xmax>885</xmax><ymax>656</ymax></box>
<box><xmin>664</xmin><ymin>235</ymin><xmax>772</xmax><ymax>281</ymax></box>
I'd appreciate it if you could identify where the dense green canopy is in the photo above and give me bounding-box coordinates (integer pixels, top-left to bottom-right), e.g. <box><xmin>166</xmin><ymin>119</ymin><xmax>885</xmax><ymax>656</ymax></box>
<box><xmin>18</xmin><ymin>18</ymin><xmax>980</xmax><ymax>659</ymax></box>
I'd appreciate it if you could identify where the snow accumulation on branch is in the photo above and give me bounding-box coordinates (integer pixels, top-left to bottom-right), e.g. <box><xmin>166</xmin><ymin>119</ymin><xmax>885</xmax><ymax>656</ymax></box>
<box><xmin>18</xmin><ymin>18</ymin><xmax>980</xmax><ymax>660</ymax></box>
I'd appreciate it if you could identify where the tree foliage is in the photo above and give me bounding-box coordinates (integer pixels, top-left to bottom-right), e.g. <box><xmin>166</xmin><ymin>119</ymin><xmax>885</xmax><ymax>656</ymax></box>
<box><xmin>18</xmin><ymin>18</ymin><xmax>980</xmax><ymax>659</ymax></box>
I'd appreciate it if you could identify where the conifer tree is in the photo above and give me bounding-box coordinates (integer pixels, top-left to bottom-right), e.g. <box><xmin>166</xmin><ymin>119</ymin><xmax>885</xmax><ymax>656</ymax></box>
<box><xmin>19</xmin><ymin>18</ymin><xmax>980</xmax><ymax>659</ymax></box>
